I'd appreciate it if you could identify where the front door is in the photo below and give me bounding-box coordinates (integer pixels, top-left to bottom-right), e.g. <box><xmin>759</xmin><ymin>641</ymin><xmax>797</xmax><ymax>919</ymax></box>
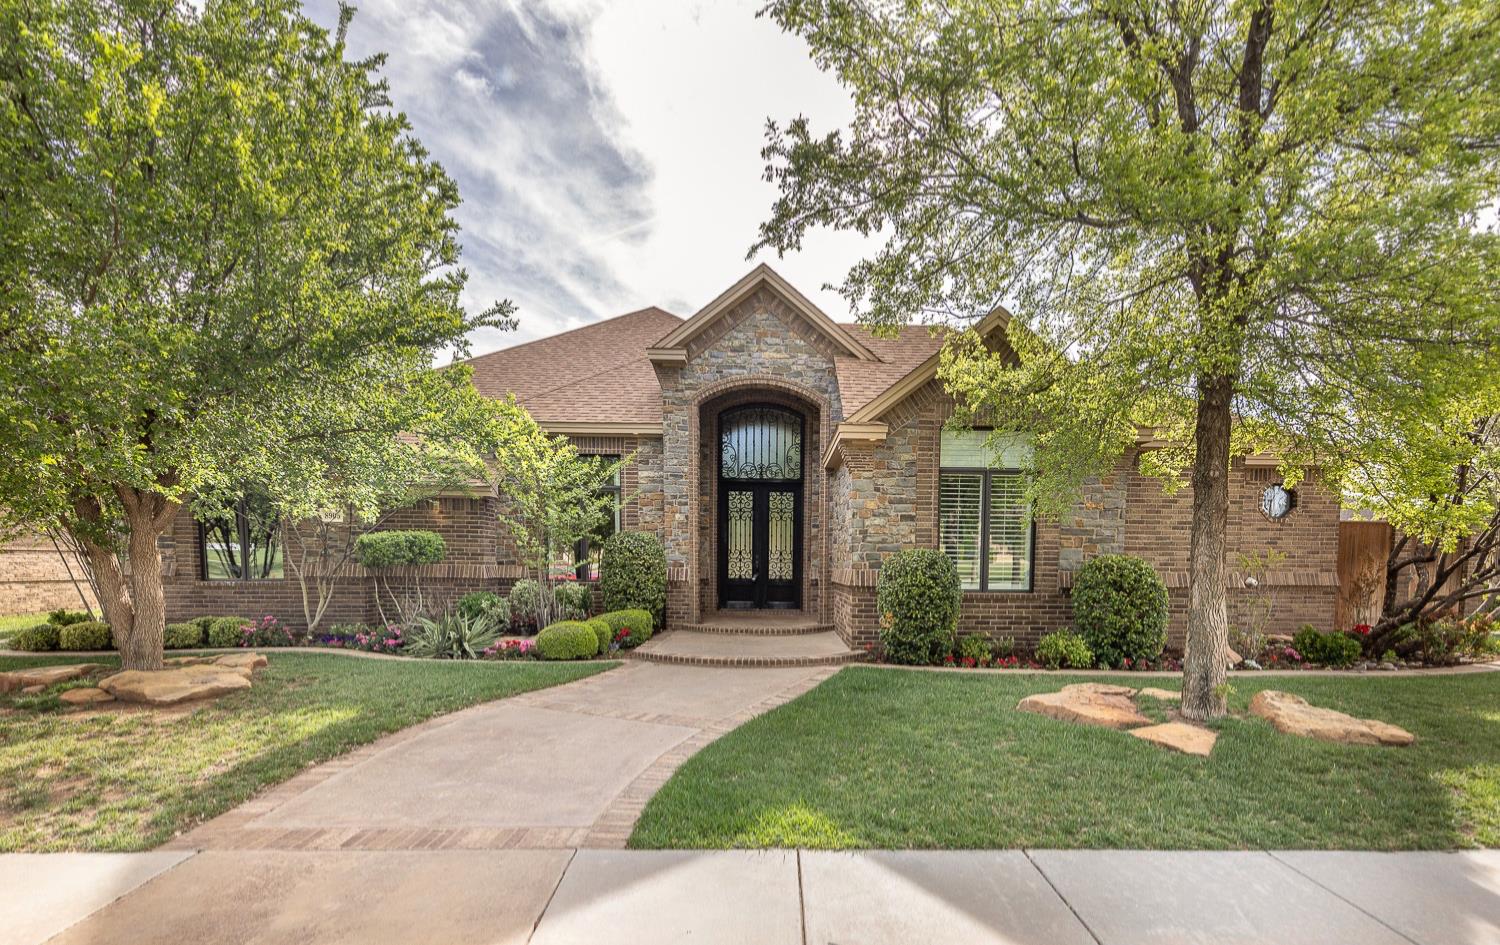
<box><xmin>717</xmin><ymin>405</ymin><xmax>804</xmax><ymax>609</ymax></box>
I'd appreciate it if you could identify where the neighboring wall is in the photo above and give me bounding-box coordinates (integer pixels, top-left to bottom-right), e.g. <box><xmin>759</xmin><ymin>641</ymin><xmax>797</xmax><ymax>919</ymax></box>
<box><xmin>0</xmin><ymin>531</ymin><xmax>97</xmax><ymax>615</ymax></box>
<box><xmin>828</xmin><ymin>378</ymin><xmax>1341</xmax><ymax>651</ymax></box>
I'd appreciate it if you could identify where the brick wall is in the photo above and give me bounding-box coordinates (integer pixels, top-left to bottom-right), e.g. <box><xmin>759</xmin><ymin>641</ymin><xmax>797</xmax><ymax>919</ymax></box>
<box><xmin>0</xmin><ymin>532</ymin><xmax>97</xmax><ymax>615</ymax></box>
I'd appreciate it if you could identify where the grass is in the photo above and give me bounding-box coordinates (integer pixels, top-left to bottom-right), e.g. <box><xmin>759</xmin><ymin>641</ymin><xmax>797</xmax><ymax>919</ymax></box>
<box><xmin>630</xmin><ymin>665</ymin><xmax>1500</xmax><ymax>850</ymax></box>
<box><xmin>0</xmin><ymin>612</ymin><xmax>48</xmax><ymax>645</ymax></box>
<box><xmin>0</xmin><ymin>651</ymin><xmax>612</xmax><ymax>851</ymax></box>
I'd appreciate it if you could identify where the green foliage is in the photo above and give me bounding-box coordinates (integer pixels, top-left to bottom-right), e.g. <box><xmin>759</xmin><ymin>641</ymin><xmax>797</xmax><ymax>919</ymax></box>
<box><xmin>585</xmin><ymin>618</ymin><xmax>613</xmax><ymax>656</ymax></box>
<box><xmin>600</xmin><ymin>532</ymin><xmax>668</xmax><ymax>628</ymax></box>
<box><xmin>455</xmin><ymin>592</ymin><xmax>511</xmax><ymax>634</ymax></box>
<box><xmin>1071</xmin><ymin>555</ymin><xmax>1169</xmax><ymax>668</ymax></box>
<box><xmin>353</xmin><ymin>531</ymin><xmax>447</xmax><ymax>569</ymax></box>
<box><xmin>535</xmin><ymin>621</ymin><xmax>601</xmax><ymax>661</ymax></box>
<box><xmin>956</xmin><ymin>635</ymin><xmax>992</xmax><ymax>664</ymax></box>
<box><xmin>1035</xmin><ymin>630</ymin><xmax>1094</xmax><ymax>670</ymax></box>
<box><xmin>507</xmin><ymin>580</ymin><xmax>543</xmax><ymax>627</ymax></box>
<box><xmin>552</xmin><ymin>581</ymin><xmax>592</xmax><ymax>621</ymax></box>
<box><xmin>164</xmin><ymin>623</ymin><xmax>205</xmax><ymax>649</ymax></box>
<box><xmin>597</xmin><ymin>609</ymin><xmax>655</xmax><ymax>649</ymax></box>
<box><xmin>1291</xmin><ymin>626</ymin><xmax>1362</xmax><ymax>667</ymax></box>
<box><xmin>207</xmin><ymin>617</ymin><xmax>250</xmax><ymax>649</ymax></box>
<box><xmin>403</xmin><ymin>613</ymin><xmax>500</xmax><ymax>660</ymax></box>
<box><xmin>991</xmin><ymin>635</ymin><xmax>1016</xmax><ymax>659</ymax></box>
<box><xmin>1413</xmin><ymin>617</ymin><xmax>1495</xmax><ymax>666</ymax></box>
<box><xmin>57</xmin><ymin>621</ymin><xmax>111</xmax><ymax>651</ymax></box>
<box><xmin>876</xmin><ymin>549</ymin><xmax>962</xmax><ymax>665</ymax></box>
<box><xmin>46</xmin><ymin>609</ymin><xmax>89</xmax><ymax>627</ymax></box>
<box><xmin>11</xmin><ymin>624</ymin><xmax>60</xmax><ymax>652</ymax></box>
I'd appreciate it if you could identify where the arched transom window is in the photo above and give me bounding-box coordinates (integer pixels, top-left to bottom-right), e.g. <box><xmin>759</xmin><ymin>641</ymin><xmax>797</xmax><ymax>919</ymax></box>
<box><xmin>719</xmin><ymin>406</ymin><xmax>803</xmax><ymax>481</ymax></box>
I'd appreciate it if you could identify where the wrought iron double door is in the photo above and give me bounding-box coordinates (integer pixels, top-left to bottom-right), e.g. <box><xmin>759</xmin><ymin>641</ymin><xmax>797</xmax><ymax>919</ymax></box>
<box><xmin>718</xmin><ymin>483</ymin><xmax>801</xmax><ymax>609</ymax></box>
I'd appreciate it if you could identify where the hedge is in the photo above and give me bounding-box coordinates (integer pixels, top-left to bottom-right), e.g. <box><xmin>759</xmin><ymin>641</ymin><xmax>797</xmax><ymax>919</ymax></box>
<box><xmin>165</xmin><ymin>622</ymin><xmax>206</xmax><ymax>649</ymax></box>
<box><xmin>600</xmin><ymin>532</ymin><xmax>667</xmax><ymax>628</ymax></box>
<box><xmin>596</xmin><ymin>609</ymin><xmax>654</xmax><ymax>649</ymax></box>
<box><xmin>353</xmin><ymin>530</ymin><xmax>446</xmax><ymax>568</ymax></box>
<box><xmin>207</xmin><ymin>616</ymin><xmax>250</xmax><ymax>648</ymax></box>
<box><xmin>12</xmin><ymin>623</ymin><xmax>60</xmax><ymax>652</ymax></box>
<box><xmin>1071</xmin><ymin>554</ymin><xmax>1169</xmax><ymax>668</ymax></box>
<box><xmin>536</xmin><ymin>621</ymin><xmax>599</xmax><ymax>660</ymax></box>
<box><xmin>876</xmin><ymin>549</ymin><xmax>961</xmax><ymax>665</ymax></box>
<box><xmin>58</xmin><ymin>620</ymin><xmax>111</xmax><ymax>651</ymax></box>
<box><xmin>585</xmin><ymin>617</ymin><xmax>613</xmax><ymax>655</ymax></box>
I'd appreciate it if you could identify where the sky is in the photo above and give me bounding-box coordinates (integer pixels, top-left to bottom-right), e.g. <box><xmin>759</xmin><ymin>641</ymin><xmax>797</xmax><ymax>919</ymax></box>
<box><xmin>304</xmin><ymin>0</ymin><xmax>878</xmax><ymax>358</ymax></box>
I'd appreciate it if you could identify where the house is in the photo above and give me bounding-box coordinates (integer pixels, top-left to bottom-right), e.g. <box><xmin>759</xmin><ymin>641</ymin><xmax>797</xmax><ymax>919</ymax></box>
<box><xmin>159</xmin><ymin>264</ymin><xmax>1340</xmax><ymax>651</ymax></box>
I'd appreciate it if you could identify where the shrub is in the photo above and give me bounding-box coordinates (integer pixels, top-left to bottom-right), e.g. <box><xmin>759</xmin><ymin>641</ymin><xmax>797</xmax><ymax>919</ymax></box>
<box><xmin>190</xmin><ymin>615</ymin><xmax>217</xmax><ymax>635</ymax></box>
<box><xmin>12</xmin><ymin>623</ymin><xmax>60</xmax><ymax>651</ymax></box>
<box><xmin>600</xmin><ymin>532</ymin><xmax>668</xmax><ymax>628</ymax></box>
<box><xmin>353</xmin><ymin>529</ymin><xmax>446</xmax><ymax>568</ymax></box>
<box><xmin>456</xmin><ymin>591</ymin><xmax>511</xmax><ymax>633</ymax></box>
<box><xmin>1291</xmin><ymin>625</ymin><xmax>1361</xmax><ymax>667</ymax></box>
<box><xmin>47</xmin><ymin>608</ymin><xmax>91</xmax><ymax>626</ymax></box>
<box><xmin>1036</xmin><ymin>630</ymin><xmax>1094</xmax><ymax>669</ymax></box>
<box><xmin>957</xmin><ymin>635</ymin><xmax>992</xmax><ymax>664</ymax></box>
<box><xmin>58</xmin><ymin>620</ymin><xmax>111</xmax><ymax>651</ymax></box>
<box><xmin>535</xmin><ymin>620</ymin><xmax>600</xmax><ymax>660</ymax></box>
<box><xmin>243</xmin><ymin>615</ymin><xmax>300</xmax><ymax>647</ymax></box>
<box><xmin>992</xmin><ymin>634</ymin><xmax>1017</xmax><ymax>659</ymax></box>
<box><xmin>553</xmin><ymin>580</ymin><xmax>592</xmax><ymax>621</ymax></box>
<box><xmin>508</xmin><ymin>579</ymin><xmax>543</xmax><ymax>629</ymax></box>
<box><xmin>1412</xmin><ymin>616</ymin><xmax>1492</xmax><ymax>666</ymax></box>
<box><xmin>404</xmin><ymin>612</ymin><xmax>499</xmax><ymax>659</ymax></box>
<box><xmin>1071</xmin><ymin>554</ymin><xmax>1169</xmax><ymax>668</ymax></box>
<box><xmin>164</xmin><ymin>622</ymin><xmax>205</xmax><ymax>649</ymax></box>
<box><xmin>597</xmin><ymin>609</ymin><xmax>654</xmax><ymax>648</ymax></box>
<box><xmin>318</xmin><ymin>623</ymin><xmax>405</xmax><ymax>653</ymax></box>
<box><xmin>585</xmin><ymin>617</ymin><xmax>613</xmax><ymax>655</ymax></box>
<box><xmin>207</xmin><ymin>616</ymin><xmax>250</xmax><ymax>648</ymax></box>
<box><xmin>876</xmin><ymin>549</ymin><xmax>961</xmax><ymax>665</ymax></box>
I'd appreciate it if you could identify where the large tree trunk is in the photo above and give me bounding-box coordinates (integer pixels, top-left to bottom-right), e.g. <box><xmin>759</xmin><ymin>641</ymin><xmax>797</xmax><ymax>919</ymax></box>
<box><xmin>1181</xmin><ymin>375</ymin><xmax>1234</xmax><ymax>720</ymax></box>
<box><xmin>68</xmin><ymin>492</ymin><xmax>180</xmax><ymax>671</ymax></box>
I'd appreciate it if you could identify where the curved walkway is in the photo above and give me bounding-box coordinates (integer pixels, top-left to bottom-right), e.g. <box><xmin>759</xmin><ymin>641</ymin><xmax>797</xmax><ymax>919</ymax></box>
<box><xmin>164</xmin><ymin>660</ymin><xmax>834</xmax><ymax>853</ymax></box>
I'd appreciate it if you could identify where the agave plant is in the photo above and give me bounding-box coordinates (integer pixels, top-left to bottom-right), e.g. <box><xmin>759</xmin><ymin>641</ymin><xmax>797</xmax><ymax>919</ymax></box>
<box><xmin>404</xmin><ymin>612</ymin><xmax>502</xmax><ymax>660</ymax></box>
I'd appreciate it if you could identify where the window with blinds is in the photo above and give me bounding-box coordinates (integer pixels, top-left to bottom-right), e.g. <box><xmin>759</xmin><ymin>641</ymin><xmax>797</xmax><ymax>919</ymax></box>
<box><xmin>939</xmin><ymin>430</ymin><xmax>1033</xmax><ymax>591</ymax></box>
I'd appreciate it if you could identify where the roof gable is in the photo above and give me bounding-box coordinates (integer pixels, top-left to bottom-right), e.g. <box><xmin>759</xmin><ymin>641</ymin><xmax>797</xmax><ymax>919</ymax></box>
<box><xmin>649</xmin><ymin>264</ymin><xmax>880</xmax><ymax>363</ymax></box>
<box><xmin>841</xmin><ymin>306</ymin><xmax>1014</xmax><ymax>424</ymax></box>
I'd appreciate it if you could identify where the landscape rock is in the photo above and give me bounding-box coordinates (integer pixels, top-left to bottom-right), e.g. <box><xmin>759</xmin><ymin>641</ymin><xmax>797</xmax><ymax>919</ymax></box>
<box><xmin>0</xmin><ymin>663</ymin><xmax>102</xmax><ymax>692</ymax></box>
<box><xmin>59</xmin><ymin>687</ymin><xmax>115</xmax><ymax>705</ymax></box>
<box><xmin>1130</xmin><ymin>721</ymin><xmax>1217</xmax><ymax>757</ymax></box>
<box><xmin>1379</xmin><ymin>662</ymin><xmax>1398</xmax><ymax>671</ymax></box>
<box><xmin>1017</xmin><ymin>683</ymin><xmax>1151</xmax><ymax>730</ymax></box>
<box><xmin>1226</xmin><ymin>646</ymin><xmax>1243</xmax><ymax>669</ymax></box>
<box><xmin>1248</xmin><ymin>690</ymin><xmax>1415</xmax><ymax>747</ymax></box>
<box><xmin>165</xmin><ymin>656</ymin><xmax>214</xmax><ymax>667</ymax></box>
<box><xmin>212</xmin><ymin>652</ymin><xmax>267</xmax><ymax>677</ymax></box>
<box><xmin>1136</xmin><ymin>687</ymin><xmax>1181</xmax><ymax>701</ymax></box>
<box><xmin>99</xmin><ymin>666</ymin><xmax>252</xmax><ymax>705</ymax></box>
<box><xmin>21</xmin><ymin>684</ymin><xmax>44</xmax><ymax>694</ymax></box>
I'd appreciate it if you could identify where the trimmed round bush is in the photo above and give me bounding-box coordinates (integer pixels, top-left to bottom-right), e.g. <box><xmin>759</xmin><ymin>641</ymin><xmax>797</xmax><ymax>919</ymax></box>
<box><xmin>597</xmin><ymin>609</ymin><xmax>654</xmax><ymax>648</ymax></box>
<box><xmin>207</xmin><ymin>616</ymin><xmax>250</xmax><ymax>648</ymax></box>
<box><xmin>1071</xmin><ymin>554</ymin><xmax>1169</xmax><ymax>668</ymax></box>
<box><xmin>535</xmin><ymin>620</ymin><xmax>600</xmax><ymax>660</ymax></box>
<box><xmin>876</xmin><ymin>549</ymin><xmax>961</xmax><ymax>665</ymax></box>
<box><xmin>165</xmin><ymin>622</ymin><xmax>205</xmax><ymax>649</ymax></box>
<box><xmin>1292</xmin><ymin>625</ymin><xmax>1362</xmax><ymax>667</ymax></box>
<box><xmin>353</xmin><ymin>529</ymin><xmax>446</xmax><ymax>568</ymax></box>
<box><xmin>1035</xmin><ymin>629</ymin><xmax>1094</xmax><ymax>669</ymax></box>
<box><xmin>12</xmin><ymin>623</ymin><xmax>60</xmax><ymax>652</ymax></box>
<box><xmin>600</xmin><ymin>532</ymin><xmax>667</xmax><ymax>628</ymax></box>
<box><xmin>58</xmin><ymin>620</ymin><xmax>111</xmax><ymax>651</ymax></box>
<box><xmin>585</xmin><ymin>617</ymin><xmax>613</xmax><ymax>655</ymax></box>
<box><xmin>553</xmin><ymin>581</ymin><xmax>592</xmax><ymax>621</ymax></box>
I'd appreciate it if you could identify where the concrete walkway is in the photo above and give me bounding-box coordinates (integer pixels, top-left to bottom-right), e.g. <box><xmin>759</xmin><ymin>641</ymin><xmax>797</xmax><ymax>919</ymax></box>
<box><xmin>9</xmin><ymin>847</ymin><xmax>1497</xmax><ymax>944</ymax></box>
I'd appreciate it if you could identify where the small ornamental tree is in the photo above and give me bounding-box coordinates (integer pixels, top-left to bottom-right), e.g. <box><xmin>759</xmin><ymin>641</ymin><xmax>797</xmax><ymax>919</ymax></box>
<box><xmin>756</xmin><ymin>0</ymin><xmax>1500</xmax><ymax>718</ymax></box>
<box><xmin>0</xmin><ymin>0</ymin><xmax>512</xmax><ymax>669</ymax></box>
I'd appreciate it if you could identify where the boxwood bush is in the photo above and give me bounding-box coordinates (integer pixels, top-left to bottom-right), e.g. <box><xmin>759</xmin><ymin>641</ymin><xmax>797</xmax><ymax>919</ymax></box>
<box><xmin>353</xmin><ymin>530</ymin><xmax>446</xmax><ymax>568</ymax></box>
<box><xmin>12</xmin><ymin>623</ymin><xmax>60</xmax><ymax>651</ymax></box>
<box><xmin>536</xmin><ymin>620</ymin><xmax>600</xmax><ymax>660</ymax></box>
<box><xmin>207</xmin><ymin>616</ymin><xmax>250</xmax><ymax>648</ymax></box>
<box><xmin>876</xmin><ymin>549</ymin><xmax>962</xmax><ymax>665</ymax></box>
<box><xmin>58</xmin><ymin>620</ymin><xmax>111</xmax><ymax>651</ymax></box>
<box><xmin>164</xmin><ymin>622</ymin><xmax>205</xmax><ymax>649</ymax></box>
<box><xmin>597</xmin><ymin>609</ymin><xmax>654</xmax><ymax>648</ymax></box>
<box><xmin>1036</xmin><ymin>629</ymin><xmax>1094</xmax><ymax>669</ymax></box>
<box><xmin>1071</xmin><ymin>554</ymin><xmax>1169</xmax><ymax>668</ymax></box>
<box><xmin>585</xmin><ymin>617</ymin><xmax>613</xmax><ymax>655</ymax></box>
<box><xmin>600</xmin><ymin>532</ymin><xmax>667</xmax><ymax>628</ymax></box>
<box><xmin>1292</xmin><ymin>625</ymin><xmax>1362</xmax><ymax>667</ymax></box>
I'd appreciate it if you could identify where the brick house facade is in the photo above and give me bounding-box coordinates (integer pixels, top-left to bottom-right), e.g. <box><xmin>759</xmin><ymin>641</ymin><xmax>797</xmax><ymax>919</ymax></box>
<box><xmin>156</xmin><ymin>265</ymin><xmax>1341</xmax><ymax>649</ymax></box>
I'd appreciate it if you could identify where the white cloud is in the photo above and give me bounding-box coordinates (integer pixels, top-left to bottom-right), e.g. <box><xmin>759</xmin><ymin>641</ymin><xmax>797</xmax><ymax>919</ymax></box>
<box><xmin>308</xmin><ymin>0</ymin><xmax>878</xmax><ymax>356</ymax></box>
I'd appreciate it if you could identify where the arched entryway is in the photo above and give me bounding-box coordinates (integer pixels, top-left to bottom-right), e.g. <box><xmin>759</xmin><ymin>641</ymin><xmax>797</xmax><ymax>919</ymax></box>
<box><xmin>717</xmin><ymin>403</ymin><xmax>804</xmax><ymax>609</ymax></box>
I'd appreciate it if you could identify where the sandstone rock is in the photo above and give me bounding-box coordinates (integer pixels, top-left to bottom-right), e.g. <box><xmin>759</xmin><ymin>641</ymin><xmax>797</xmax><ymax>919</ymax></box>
<box><xmin>1017</xmin><ymin>683</ymin><xmax>1151</xmax><ymax>729</ymax></box>
<box><xmin>99</xmin><ymin>666</ymin><xmax>251</xmax><ymax>705</ymax></box>
<box><xmin>1130</xmin><ymin>721</ymin><xmax>1217</xmax><ymax>757</ymax></box>
<box><xmin>1226</xmin><ymin>646</ymin><xmax>1243</xmax><ymax>669</ymax></box>
<box><xmin>1249</xmin><ymin>690</ymin><xmax>1414</xmax><ymax>747</ymax></box>
<box><xmin>212</xmin><ymin>652</ymin><xmax>267</xmax><ymax>677</ymax></box>
<box><xmin>59</xmin><ymin>687</ymin><xmax>114</xmax><ymax>705</ymax></box>
<box><xmin>0</xmin><ymin>664</ymin><xmax>102</xmax><ymax>691</ymax></box>
<box><xmin>1266</xmin><ymin>634</ymin><xmax>1294</xmax><ymax>646</ymax></box>
<box><xmin>165</xmin><ymin>656</ymin><xmax>214</xmax><ymax>667</ymax></box>
<box><xmin>1136</xmin><ymin>687</ymin><xmax>1181</xmax><ymax>701</ymax></box>
<box><xmin>21</xmin><ymin>684</ymin><xmax>44</xmax><ymax>694</ymax></box>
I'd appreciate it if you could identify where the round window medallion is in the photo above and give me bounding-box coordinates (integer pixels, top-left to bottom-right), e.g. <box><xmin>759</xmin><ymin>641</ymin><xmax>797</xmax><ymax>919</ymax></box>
<box><xmin>1261</xmin><ymin>484</ymin><xmax>1297</xmax><ymax>521</ymax></box>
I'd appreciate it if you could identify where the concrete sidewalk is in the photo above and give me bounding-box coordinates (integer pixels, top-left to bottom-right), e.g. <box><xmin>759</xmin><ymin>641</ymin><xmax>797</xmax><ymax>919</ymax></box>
<box><xmin>8</xmin><ymin>847</ymin><xmax>1497</xmax><ymax>945</ymax></box>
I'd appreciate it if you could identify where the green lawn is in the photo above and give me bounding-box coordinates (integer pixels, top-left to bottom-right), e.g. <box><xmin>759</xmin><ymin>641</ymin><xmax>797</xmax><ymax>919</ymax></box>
<box><xmin>0</xmin><ymin>612</ymin><xmax>47</xmax><ymax>645</ymax></box>
<box><xmin>0</xmin><ymin>651</ymin><xmax>612</xmax><ymax>851</ymax></box>
<box><xmin>630</xmin><ymin>666</ymin><xmax>1500</xmax><ymax>850</ymax></box>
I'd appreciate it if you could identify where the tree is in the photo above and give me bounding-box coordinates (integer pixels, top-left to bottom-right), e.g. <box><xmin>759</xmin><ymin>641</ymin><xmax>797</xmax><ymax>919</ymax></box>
<box><xmin>0</xmin><ymin>0</ymin><xmax>513</xmax><ymax>669</ymax></box>
<box><xmin>755</xmin><ymin>0</ymin><xmax>1500</xmax><ymax>718</ymax></box>
<box><xmin>487</xmin><ymin>400</ymin><xmax>621</xmax><ymax>629</ymax></box>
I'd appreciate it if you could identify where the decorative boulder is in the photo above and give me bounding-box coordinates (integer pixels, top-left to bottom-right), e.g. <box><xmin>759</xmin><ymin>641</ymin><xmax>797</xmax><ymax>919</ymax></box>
<box><xmin>1017</xmin><ymin>683</ymin><xmax>1151</xmax><ymax>730</ymax></box>
<box><xmin>212</xmin><ymin>652</ymin><xmax>268</xmax><ymax>677</ymax></box>
<box><xmin>0</xmin><ymin>663</ymin><xmax>102</xmax><ymax>692</ymax></box>
<box><xmin>60</xmin><ymin>687</ymin><xmax>115</xmax><ymax>706</ymax></box>
<box><xmin>1136</xmin><ymin>687</ymin><xmax>1181</xmax><ymax>702</ymax></box>
<box><xmin>99</xmin><ymin>666</ymin><xmax>251</xmax><ymax>705</ymax></box>
<box><xmin>1130</xmin><ymin>721</ymin><xmax>1217</xmax><ymax>757</ymax></box>
<box><xmin>1249</xmin><ymin>690</ymin><xmax>1414</xmax><ymax>747</ymax></box>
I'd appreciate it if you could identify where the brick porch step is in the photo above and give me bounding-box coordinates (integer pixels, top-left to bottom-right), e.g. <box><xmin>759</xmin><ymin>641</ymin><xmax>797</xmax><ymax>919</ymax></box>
<box><xmin>681</xmin><ymin>615</ymin><xmax>834</xmax><ymax>636</ymax></box>
<box><xmin>628</xmin><ymin>630</ymin><xmax>866</xmax><ymax>668</ymax></box>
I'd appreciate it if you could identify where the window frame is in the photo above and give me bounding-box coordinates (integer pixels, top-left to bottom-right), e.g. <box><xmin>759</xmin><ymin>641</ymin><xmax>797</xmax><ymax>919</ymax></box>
<box><xmin>574</xmin><ymin>455</ymin><xmax>622</xmax><ymax>581</ymax></box>
<box><xmin>198</xmin><ymin>496</ymin><xmax>284</xmax><ymax>582</ymax></box>
<box><xmin>939</xmin><ymin>463</ymin><xmax>1036</xmax><ymax>594</ymax></box>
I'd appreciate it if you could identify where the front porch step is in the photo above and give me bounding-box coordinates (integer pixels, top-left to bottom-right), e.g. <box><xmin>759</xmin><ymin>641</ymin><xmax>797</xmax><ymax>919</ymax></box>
<box><xmin>629</xmin><ymin>630</ymin><xmax>866</xmax><ymax>668</ymax></box>
<box><xmin>681</xmin><ymin>617</ymin><xmax>834</xmax><ymax>636</ymax></box>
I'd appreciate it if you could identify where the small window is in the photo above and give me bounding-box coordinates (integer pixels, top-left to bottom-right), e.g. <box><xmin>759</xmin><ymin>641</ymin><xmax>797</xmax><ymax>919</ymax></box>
<box><xmin>199</xmin><ymin>492</ymin><xmax>283</xmax><ymax>581</ymax></box>
<box><xmin>572</xmin><ymin>457</ymin><xmax>621</xmax><ymax>580</ymax></box>
<box><xmin>939</xmin><ymin>431</ymin><xmax>1033</xmax><ymax>591</ymax></box>
<box><xmin>1261</xmin><ymin>483</ymin><xmax>1297</xmax><ymax>521</ymax></box>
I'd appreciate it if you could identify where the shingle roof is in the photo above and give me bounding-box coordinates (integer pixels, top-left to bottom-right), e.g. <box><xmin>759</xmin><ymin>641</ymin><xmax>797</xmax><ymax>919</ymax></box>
<box><xmin>833</xmin><ymin>324</ymin><xmax>949</xmax><ymax>417</ymax></box>
<box><xmin>463</xmin><ymin>307</ymin><xmax>683</xmax><ymax>425</ymax></box>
